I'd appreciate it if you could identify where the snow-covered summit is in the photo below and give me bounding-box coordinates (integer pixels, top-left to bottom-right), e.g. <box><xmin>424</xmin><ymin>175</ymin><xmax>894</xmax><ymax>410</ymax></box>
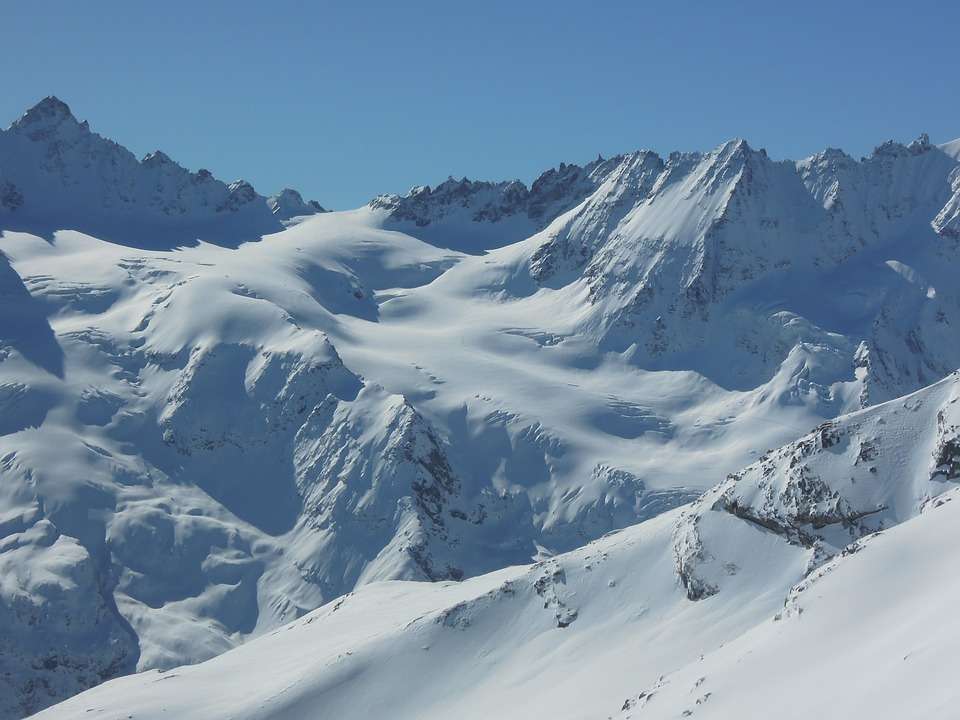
<box><xmin>497</xmin><ymin>133</ymin><xmax>960</xmax><ymax>398</ymax></box>
<box><xmin>0</xmin><ymin>97</ymin><xmax>324</xmax><ymax>236</ymax></box>
<box><xmin>267</xmin><ymin>188</ymin><xmax>326</xmax><ymax>219</ymax></box>
<box><xmin>10</xmin><ymin>96</ymin><xmax>81</xmax><ymax>135</ymax></box>
<box><xmin>368</xmin><ymin>152</ymin><xmax>654</xmax><ymax>251</ymax></box>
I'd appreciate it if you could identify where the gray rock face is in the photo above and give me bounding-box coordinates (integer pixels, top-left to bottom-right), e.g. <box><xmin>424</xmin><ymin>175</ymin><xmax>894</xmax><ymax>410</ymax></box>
<box><xmin>0</xmin><ymin>180</ymin><xmax>23</xmax><ymax>211</ymax></box>
<box><xmin>369</xmin><ymin>153</ymin><xmax>630</xmax><ymax>233</ymax></box>
<box><xmin>673</xmin><ymin>372</ymin><xmax>960</xmax><ymax>601</ymax></box>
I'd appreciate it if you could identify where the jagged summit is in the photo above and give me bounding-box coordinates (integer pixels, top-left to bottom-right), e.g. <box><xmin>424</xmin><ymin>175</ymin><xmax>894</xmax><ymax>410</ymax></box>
<box><xmin>510</xmin><ymin>130</ymin><xmax>960</xmax><ymax>398</ymax></box>
<box><xmin>367</xmin><ymin>150</ymin><xmax>664</xmax><ymax>252</ymax></box>
<box><xmin>366</xmin><ymin>131</ymin><xmax>959</xmax><ymax>261</ymax></box>
<box><xmin>141</xmin><ymin>149</ymin><xmax>178</xmax><ymax>166</ymax></box>
<box><xmin>365</xmin><ymin>139</ymin><xmax>781</xmax><ymax>255</ymax></box>
<box><xmin>7</xmin><ymin>96</ymin><xmax>95</xmax><ymax>148</ymax></box>
<box><xmin>267</xmin><ymin>187</ymin><xmax>326</xmax><ymax>217</ymax></box>
<box><xmin>0</xmin><ymin>97</ymin><xmax>325</xmax><ymax>232</ymax></box>
<box><xmin>10</xmin><ymin>95</ymin><xmax>77</xmax><ymax>129</ymax></box>
<box><xmin>868</xmin><ymin>132</ymin><xmax>934</xmax><ymax>160</ymax></box>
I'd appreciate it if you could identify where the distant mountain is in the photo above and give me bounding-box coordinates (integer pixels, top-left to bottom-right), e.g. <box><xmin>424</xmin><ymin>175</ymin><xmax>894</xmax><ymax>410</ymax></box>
<box><xmin>0</xmin><ymin>96</ymin><xmax>958</xmax><ymax>717</ymax></box>
<box><xmin>369</xmin><ymin>154</ymin><xmax>624</xmax><ymax>251</ymax></box>
<box><xmin>0</xmin><ymin>97</ymin><xmax>324</xmax><ymax>245</ymax></box>
<box><xmin>376</xmin><ymin>133</ymin><xmax>960</xmax><ymax>403</ymax></box>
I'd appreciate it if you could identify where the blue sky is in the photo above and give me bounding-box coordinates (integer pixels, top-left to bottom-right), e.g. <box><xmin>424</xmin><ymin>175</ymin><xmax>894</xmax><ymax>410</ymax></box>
<box><xmin>3</xmin><ymin>1</ymin><xmax>958</xmax><ymax>209</ymax></box>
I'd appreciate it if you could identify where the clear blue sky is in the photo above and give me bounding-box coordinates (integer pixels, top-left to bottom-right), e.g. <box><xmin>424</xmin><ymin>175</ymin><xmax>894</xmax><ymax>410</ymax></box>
<box><xmin>3</xmin><ymin>1</ymin><xmax>957</xmax><ymax>209</ymax></box>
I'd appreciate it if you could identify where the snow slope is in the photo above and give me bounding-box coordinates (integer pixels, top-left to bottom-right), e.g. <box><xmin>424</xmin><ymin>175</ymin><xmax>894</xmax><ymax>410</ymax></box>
<box><xmin>1</xmin><ymin>97</ymin><xmax>959</xmax><ymax>716</ymax></box>
<box><xmin>32</xmin><ymin>373</ymin><xmax>960</xmax><ymax>720</ymax></box>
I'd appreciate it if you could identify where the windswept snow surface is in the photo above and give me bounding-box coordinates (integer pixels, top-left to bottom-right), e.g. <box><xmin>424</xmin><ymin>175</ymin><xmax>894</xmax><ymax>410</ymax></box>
<box><xmin>2</xmin><ymin>98</ymin><xmax>960</xmax><ymax>716</ymax></box>
<box><xmin>33</xmin><ymin>375</ymin><xmax>960</xmax><ymax>720</ymax></box>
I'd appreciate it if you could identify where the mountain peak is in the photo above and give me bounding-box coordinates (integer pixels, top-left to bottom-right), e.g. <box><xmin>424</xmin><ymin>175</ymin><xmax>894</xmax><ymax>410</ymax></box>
<box><xmin>267</xmin><ymin>187</ymin><xmax>327</xmax><ymax>217</ymax></box>
<box><xmin>11</xmin><ymin>95</ymin><xmax>80</xmax><ymax>132</ymax></box>
<box><xmin>23</xmin><ymin>95</ymin><xmax>72</xmax><ymax>118</ymax></box>
<box><xmin>685</xmin><ymin>137</ymin><xmax>761</xmax><ymax>196</ymax></box>
<box><xmin>0</xmin><ymin>99</ymin><xmax>327</xmax><ymax>226</ymax></box>
<box><xmin>869</xmin><ymin>134</ymin><xmax>933</xmax><ymax>160</ymax></box>
<box><xmin>723</xmin><ymin>137</ymin><xmax>751</xmax><ymax>151</ymax></box>
<box><xmin>141</xmin><ymin>150</ymin><xmax>177</xmax><ymax>167</ymax></box>
<box><xmin>908</xmin><ymin>132</ymin><xmax>932</xmax><ymax>154</ymax></box>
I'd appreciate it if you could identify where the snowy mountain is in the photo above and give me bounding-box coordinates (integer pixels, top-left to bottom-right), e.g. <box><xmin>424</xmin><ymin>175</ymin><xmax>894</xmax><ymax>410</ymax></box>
<box><xmin>376</xmin><ymin>133</ymin><xmax>960</xmax><ymax>402</ymax></box>
<box><xmin>0</xmin><ymin>97</ymin><xmax>324</xmax><ymax>246</ymax></box>
<box><xmin>266</xmin><ymin>188</ymin><xmax>326</xmax><ymax>219</ymax></box>
<box><xmin>1</xmin><ymin>96</ymin><xmax>959</xmax><ymax>717</ymax></box>
<box><xmin>369</xmin><ymin>153</ymin><xmax>622</xmax><ymax>252</ymax></box>
<box><xmin>31</xmin><ymin>373</ymin><xmax>960</xmax><ymax>719</ymax></box>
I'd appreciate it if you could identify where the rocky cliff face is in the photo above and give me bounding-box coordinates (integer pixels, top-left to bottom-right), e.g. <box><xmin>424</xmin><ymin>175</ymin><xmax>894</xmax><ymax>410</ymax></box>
<box><xmin>290</xmin><ymin>386</ymin><xmax>468</xmax><ymax>591</ymax></box>
<box><xmin>370</xmin><ymin>154</ymin><xmax>621</xmax><ymax>228</ymax></box>
<box><xmin>673</xmin><ymin>371</ymin><xmax>960</xmax><ymax>601</ymax></box>
<box><xmin>368</xmin><ymin>154</ymin><xmax>636</xmax><ymax>251</ymax></box>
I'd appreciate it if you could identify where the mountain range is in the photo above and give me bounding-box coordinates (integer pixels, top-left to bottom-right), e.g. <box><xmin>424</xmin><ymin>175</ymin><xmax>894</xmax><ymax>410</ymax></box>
<box><xmin>1</xmin><ymin>97</ymin><xmax>959</xmax><ymax>718</ymax></box>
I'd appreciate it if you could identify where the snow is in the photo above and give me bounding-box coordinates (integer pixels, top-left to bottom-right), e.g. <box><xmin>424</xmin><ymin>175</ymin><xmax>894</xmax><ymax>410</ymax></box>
<box><xmin>0</xmin><ymin>97</ymin><xmax>322</xmax><ymax>246</ymax></box>
<box><xmin>940</xmin><ymin>136</ymin><xmax>960</xmax><ymax>160</ymax></box>
<box><xmin>618</xmin><ymin>489</ymin><xmax>960</xmax><ymax>719</ymax></box>
<box><xmin>266</xmin><ymin>189</ymin><xmax>326</xmax><ymax>220</ymax></box>
<box><xmin>31</xmin><ymin>376</ymin><xmax>960</xmax><ymax>720</ymax></box>
<box><xmin>1</xmin><ymin>96</ymin><xmax>959</xmax><ymax>716</ymax></box>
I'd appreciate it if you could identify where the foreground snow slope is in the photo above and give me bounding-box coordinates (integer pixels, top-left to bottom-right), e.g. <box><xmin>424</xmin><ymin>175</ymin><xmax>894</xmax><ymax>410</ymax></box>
<box><xmin>2</xmin><ymin>96</ymin><xmax>959</xmax><ymax>715</ymax></box>
<box><xmin>34</xmin><ymin>373</ymin><xmax>960</xmax><ymax>719</ymax></box>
